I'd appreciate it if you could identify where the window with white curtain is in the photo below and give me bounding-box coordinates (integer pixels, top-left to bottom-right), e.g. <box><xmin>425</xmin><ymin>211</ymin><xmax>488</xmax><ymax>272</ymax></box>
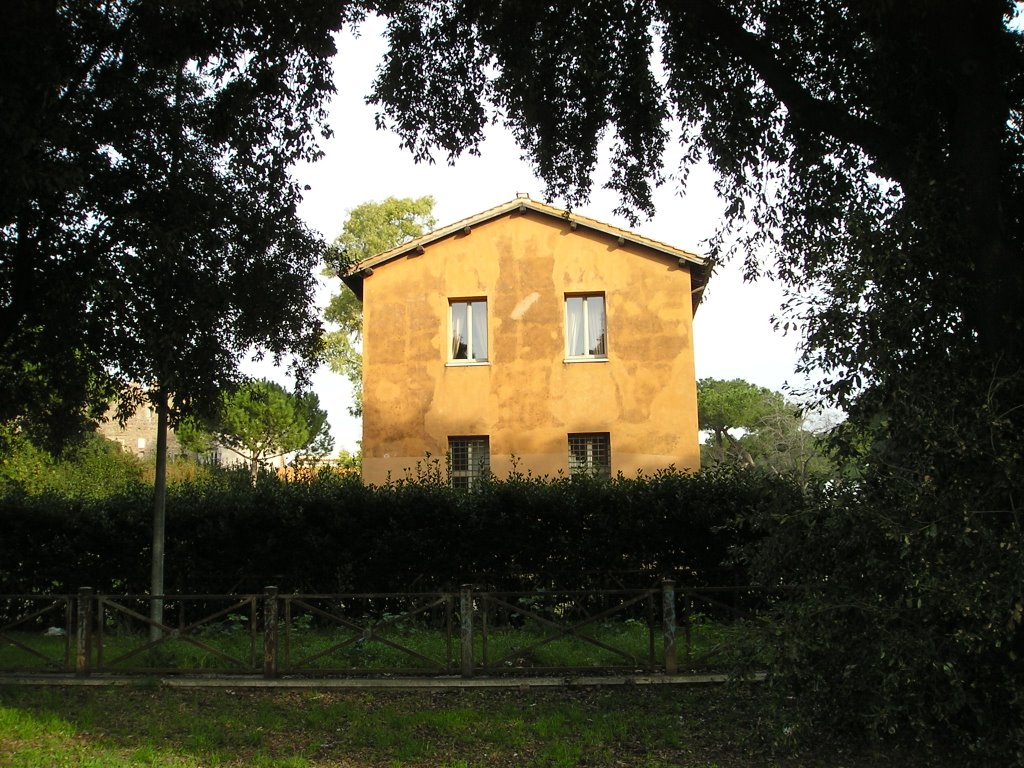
<box><xmin>565</xmin><ymin>294</ymin><xmax>607</xmax><ymax>359</ymax></box>
<box><xmin>449</xmin><ymin>299</ymin><xmax>488</xmax><ymax>362</ymax></box>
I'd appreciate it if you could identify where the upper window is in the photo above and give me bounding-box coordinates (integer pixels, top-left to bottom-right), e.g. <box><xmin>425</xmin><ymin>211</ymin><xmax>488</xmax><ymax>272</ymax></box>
<box><xmin>450</xmin><ymin>299</ymin><xmax>488</xmax><ymax>362</ymax></box>
<box><xmin>568</xmin><ymin>432</ymin><xmax>611</xmax><ymax>479</ymax></box>
<box><xmin>449</xmin><ymin>436</ymin><xmax>490</xmax><ymax>490</ymax></box>
<box><xmin>565</xmin><ymin>294</ymin><xmax>606</xmax><ymax>359</ymax></box>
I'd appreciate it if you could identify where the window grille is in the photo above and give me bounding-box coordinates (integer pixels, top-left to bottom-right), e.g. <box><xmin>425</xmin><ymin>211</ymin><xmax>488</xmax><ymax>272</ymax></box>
<box><xmin>449</xmin><ymin>436</ymin><xmax>490</xmax><ymax>490</ymax></box>
<box><xmin>568</xmin><ymin>433</ymin><xmax>611</xmax><ymax>479</ymax></box>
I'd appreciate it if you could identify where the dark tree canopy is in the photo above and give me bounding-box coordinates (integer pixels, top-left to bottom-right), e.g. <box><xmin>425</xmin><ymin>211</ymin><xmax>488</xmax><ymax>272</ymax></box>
<box><xmin>368</xmin><ymin>2</ymin><xmax>1024</xmax><ymax>758</ymax></box>
<box><xmin>0</xmin><ymin>1</ymin><xmax>352</xmax><ymax>441</ymax></box>
<box><xmin>1</xmin><ymin>0</ymin><xmax>355</xmax><ymax>644</ymax></box>
<box><xmin>369</xmin><ymin>1</ymin><xmax>1024</xmax><ymax>400</ymax></box>
<box><xmin>369</xmin><ymin>0</ymin><xmax>1024</xmax><ymax>537</ymax></box>
<box><xmin>3</xmin><ymin>1</ymin><xmax>1023</xmax><ymax>758</ymax></box>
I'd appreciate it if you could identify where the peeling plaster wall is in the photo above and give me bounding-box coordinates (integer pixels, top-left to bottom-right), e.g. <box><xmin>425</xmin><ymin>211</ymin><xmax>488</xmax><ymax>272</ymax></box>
<box><xmin>360</xmin><ymin>210</ymin><xmax>700</xmax><ymax>484</ymax></box>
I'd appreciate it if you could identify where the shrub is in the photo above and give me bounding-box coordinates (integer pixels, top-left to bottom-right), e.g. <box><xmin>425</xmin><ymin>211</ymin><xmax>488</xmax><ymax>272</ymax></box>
<box><xmin>0</xmin><ymin>428</ymin><xmax>144</xmax><ymax>500</ymax></box>
<box><xmin>0</xmin><ymin>465</ymin><xmax>800</xmax><ymax>595</ymax></box>
<box><xmin>737</xmin><ymin>479</ymin><xmax>1024</xmax><ymax>767</ymax></box>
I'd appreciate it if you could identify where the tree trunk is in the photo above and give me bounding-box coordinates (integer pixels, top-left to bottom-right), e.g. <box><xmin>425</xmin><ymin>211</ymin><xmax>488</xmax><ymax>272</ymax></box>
<box><xmin>149</xmin><ymin>389</ymin><xmax>169</xmax><ymax>644</ymax></box>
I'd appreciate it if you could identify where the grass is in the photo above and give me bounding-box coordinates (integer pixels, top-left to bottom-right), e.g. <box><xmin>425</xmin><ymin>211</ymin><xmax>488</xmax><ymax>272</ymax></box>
<box><xmin>0</xmin><ymin>684</ymin><xmax>934</xmax><ymax>768</ymax></box>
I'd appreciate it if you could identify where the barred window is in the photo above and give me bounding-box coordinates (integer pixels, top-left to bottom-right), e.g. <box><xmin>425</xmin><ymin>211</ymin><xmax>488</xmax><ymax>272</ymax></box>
<box><xmin>449</xmin><ymin>436</ymin><xmax>490</xmax><ymax>490</ymax></box>
<box><xmin>568</xmin><ymin>433</ymin><xmax>611</xmax><ymax>479</ymax></box>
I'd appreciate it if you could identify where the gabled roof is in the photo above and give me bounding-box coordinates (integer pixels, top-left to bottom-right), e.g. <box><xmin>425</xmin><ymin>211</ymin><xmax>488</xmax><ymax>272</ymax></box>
<box><xmin>342</xmin><ymin>195</ymin><xmax>710</xmax><ymax>309</ymax></box>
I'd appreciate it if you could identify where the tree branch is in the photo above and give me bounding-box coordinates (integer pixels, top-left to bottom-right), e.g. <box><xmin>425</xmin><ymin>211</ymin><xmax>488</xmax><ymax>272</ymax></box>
<box><xmin>659</xmin><ymin>0</ymin><xmax>907</xmax><ymax>179</ymax></box>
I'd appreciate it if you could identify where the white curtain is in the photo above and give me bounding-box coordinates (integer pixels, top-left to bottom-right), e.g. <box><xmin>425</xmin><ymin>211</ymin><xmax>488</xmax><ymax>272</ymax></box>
<box><xmin>566</xmin><ymin>296</ymin><xmax>583</xmax><ymax>356</ymax></box>
<box><xmin>588</xmin><ymin>297</ymin><xmax>606</xmax><ymax>356</ymax></box>
<box><xmin>470</xmin><ymin>301</ymin><xmax>487</xmax><ymax>360</ymax></box>
<box><xmin>451</xmin><ymin>302</ymin><xmax>466</xmax><ymax>359</ymax></box>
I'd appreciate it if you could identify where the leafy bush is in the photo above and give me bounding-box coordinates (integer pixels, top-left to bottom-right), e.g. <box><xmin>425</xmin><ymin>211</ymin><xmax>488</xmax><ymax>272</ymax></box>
<box><xmin>0</xmin><ymin>425</ymin><xmax>54</xmax><ymax>496</ymax></box>
<box><xmin>0</xmin><ymin>465</ymin><xmax>799</xmax><ymax>595</ymax></box>
<box><xmin>737</xmin><ymin>478</ymin><xmax>1024</xmax><ymax>766</ymax></box>
<box><xmin>0</xmin><ymin>428</ymin><xmax>144</xmax><ymax>500</ymax></box>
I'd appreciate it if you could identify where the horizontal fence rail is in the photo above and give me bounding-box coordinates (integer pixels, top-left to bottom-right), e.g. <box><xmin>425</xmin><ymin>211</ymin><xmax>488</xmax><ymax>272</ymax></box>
<box><xmin>0</xmin><ymin>582</ymin><xmax>771</xmax><ymax>678</ymax></box>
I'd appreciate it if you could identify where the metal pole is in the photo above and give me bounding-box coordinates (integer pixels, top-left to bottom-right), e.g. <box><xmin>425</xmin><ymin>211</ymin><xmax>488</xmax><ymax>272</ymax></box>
<box><xmin>481</xmin><ymin>592</ymin><xmax>490</xmax><ymax>672</ymax></box>
<box><xmin>76</xmin><ymin>587</ymin><xmax>93</xmax><ymax>676</ymax></box>
<box><xmin>149</xmin><ymin>392</ymin><xmax>169</xmax><ymax>644</ymax></box>
<box><xmin>444</xmin><ymin>592</ymin><xmax>454</xmax><ymax>671</ymax></box>
<box><xmin>661</xmin><ymin>579</ymin><xmax>677</xmax><ymax>674</ymax></box>
<box><xmin>264</xmin><ymin>586</ymin><xmax>278</xmax><ymax>678</ymax></box>
<box><xmin>460</xmin><ymin>584</ymin><xmax>474</xmax><ymax>678</ymax></box>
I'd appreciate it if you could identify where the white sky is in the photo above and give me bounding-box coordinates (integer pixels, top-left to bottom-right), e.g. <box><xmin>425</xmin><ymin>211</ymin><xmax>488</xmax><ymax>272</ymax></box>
<box><xmin>246</xmin><ymin>18</ymin><xmax>808</xmax><ymax>454</ymax></box>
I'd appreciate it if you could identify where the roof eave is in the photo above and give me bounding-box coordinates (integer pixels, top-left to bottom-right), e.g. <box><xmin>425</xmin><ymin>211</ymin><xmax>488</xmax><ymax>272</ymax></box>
<box><xmin>341</xmin><ymin>197</ymin><xmax>712</xmax><ymax>307</ymax></box>
<box><xmin>341</xmin><ymin>271</ymin><xmax>364</xmax><ymax>301</ymax></box>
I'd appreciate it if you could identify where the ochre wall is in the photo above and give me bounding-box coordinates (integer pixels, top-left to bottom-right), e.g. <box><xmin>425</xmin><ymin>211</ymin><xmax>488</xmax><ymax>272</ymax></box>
<box><xmin>360</xmin><ymin>210</ymin><xmax>700</xmax><ymax>483</ymax></box>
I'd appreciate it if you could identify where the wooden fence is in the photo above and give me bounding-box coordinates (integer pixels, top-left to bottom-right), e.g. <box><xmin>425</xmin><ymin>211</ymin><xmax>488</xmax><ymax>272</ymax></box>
<box><xmin>0</xmin><ymin>582</ymin><xmax>766</xmax><ymax>678</ymax></box>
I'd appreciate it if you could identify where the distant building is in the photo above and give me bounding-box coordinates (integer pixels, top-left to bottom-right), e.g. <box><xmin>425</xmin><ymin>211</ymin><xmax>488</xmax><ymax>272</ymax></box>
<box><xmin>343</xmin><ymin>195</ymin><xmax>710</xmax><ymax>486</ymax></box>
<box><xmin>96</xmin><ymin>400</ymin><xmax>184</xmax><ymax>460</ymax></box>
<box><xmin>97</xmin><ymin>398</ymin><xmax>286</xmax><ymax>470</ymax></box>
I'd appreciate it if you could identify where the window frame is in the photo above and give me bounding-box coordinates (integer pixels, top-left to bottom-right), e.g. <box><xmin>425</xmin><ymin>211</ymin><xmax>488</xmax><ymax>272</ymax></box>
<box><xmin>564</xmin><ymin>293</ymin><xmax>608</xmax><ymax>361</ymax></box>
<box><xmin>448</xmin><ymin>298</ymin><xmax>489</xmax><ymax>364</ymax></box>
<box><xmin>567</xmin><ymin>432</ymin><xmax>611</xmax><ymax>479</ymax></box>
<box><xmin>448</xmin><ymin>435</ymin><xmax>491</xmax><ymax>490</ymax></box>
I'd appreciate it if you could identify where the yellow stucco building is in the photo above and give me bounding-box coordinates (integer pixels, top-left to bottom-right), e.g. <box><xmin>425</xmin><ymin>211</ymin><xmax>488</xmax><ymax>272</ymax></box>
<box><xmin>343</xmin><ymin>195</ymin><xmax>709</xmax><ymax>486</ymax></box>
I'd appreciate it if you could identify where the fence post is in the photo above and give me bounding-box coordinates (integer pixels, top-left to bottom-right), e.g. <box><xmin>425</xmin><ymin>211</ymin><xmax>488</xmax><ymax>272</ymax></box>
<box><xmin>661</xmin><ymin>579</ymin><xmax>677</xmax><ymax>675</ymax></box>
<box><xmin>264</xmin><ymin>586</ymin><xmax>278</xmax><ymax>679</ymax></box>
<box><xmin>460</xmin><ymin>585</ymin><xmax>474</xmax><ymax>678</ymax></box>
<box><xmin>76</xmin><ymin>587</ymin><xmax>93</xmax><ymax>676</ymax></box>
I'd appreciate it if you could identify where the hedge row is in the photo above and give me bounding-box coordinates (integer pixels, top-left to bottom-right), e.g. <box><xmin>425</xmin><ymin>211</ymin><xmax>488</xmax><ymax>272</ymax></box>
<box><xmin>0</xmin><ymin>467</ymin><xmax>802</xmax><ymax>594</ymax></box>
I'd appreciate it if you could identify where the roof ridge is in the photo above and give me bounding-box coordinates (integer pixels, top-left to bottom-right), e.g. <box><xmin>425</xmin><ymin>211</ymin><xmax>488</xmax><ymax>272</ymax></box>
<box><xmin>350</xmin><ymin>196</ymin><xmax>704</xmax><ymax>271</ymax></box>
<box><xmin>341</xmin><ymin>196</ymin><xmax>710</xmax><ymax>311</ymax></box>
